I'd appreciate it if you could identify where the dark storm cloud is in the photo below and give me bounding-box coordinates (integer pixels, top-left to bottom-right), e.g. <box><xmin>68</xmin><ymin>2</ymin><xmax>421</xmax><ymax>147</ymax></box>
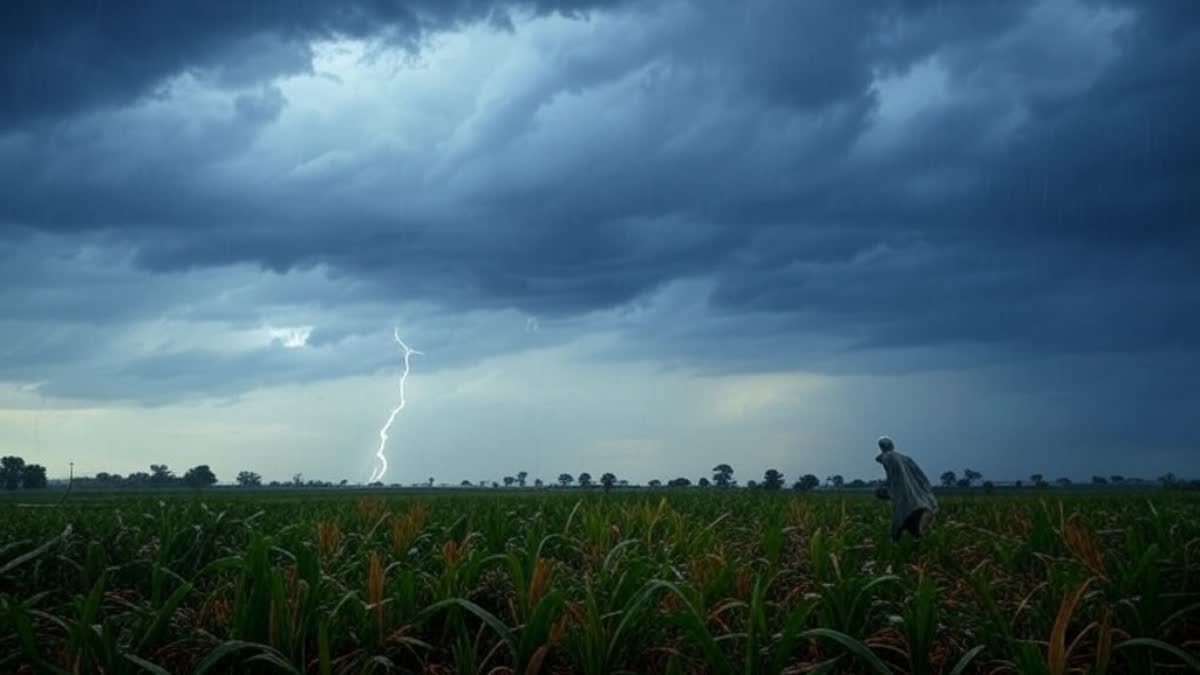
<box><xmin>2</xmin><ymin>0</ymin><xmax>1198</xmax><ymax>378</ymax></box>
<box><xmin>0</xmin><ymin>0</ymin><xmax>623</xmax><ymax>130</ymax></box>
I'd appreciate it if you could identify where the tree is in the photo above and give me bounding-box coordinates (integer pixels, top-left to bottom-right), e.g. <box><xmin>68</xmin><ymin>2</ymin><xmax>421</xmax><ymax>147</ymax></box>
<box><xmin>698</xmin><ymin>477</ymin><xmax>711</xmax><ymax>488</ymax></box>
<box><xmin>793</xmin><ymin>474</ymin><xmax>820</xmax><ymax>491</ymax></box>
<box><xmin>847</xmin><ymin>479</ymin><xmax>867</xmax><ymax>488</ymax></box>
<box><xmin>1092</xmin><ymin>476</ymin><xmax>1109</xmax><ymax>485</ymax></box>
<box><xmin>461</xmin><ymin>480</ymin><xmax>473</xmax><ymax>487</ymax></box>
<box><xmin>578</xmin><ymin>472</ymin><xmax>593</xmax><ymax>488</ymax></box>
<box><xmin>517</xmin><ymin>471</ymin><xmax>528</xmax><ymax>488</ymax></box>
<box><xmin>827</xmin><ymin>475</ymin><xmax>844</xmax><ymax>489</ymax></box>
<box><xmin>1109</xmin><ymin>475</ymin><xmax>1125</xmax><ymax>484</ymax></box>
<box><xmin>668</xmin><ymin>477</ymin><xmax>691</xmax><ymax>488</ymax></box>
<box><xmin>0</xmin><ymin>456</ymin><xmax>26</xmax><ymax>490</ymax></box>
<box><xmin>1056</xmin><ymin>477</ymin><xmax>1072</xmax><ymax>487</ymax></box>
<box><xmin>534</xmin><ymin>478</ymin><xmax>544</xmax><ymax>488</ymax></box>
<box><xmin>747</xmin><ymin>480</ymin><xmax>759</xmax><ymax>489</ymax></box>
<box><xmin>963</xmin><ymin>469</ymin><xmax>982</xmax><ymax>486</ymax></box>
<box><xmin>150</xmin><ymin>464</ymin><xmax>174</xmax><ymax>485</ymax></box>
<box><xmin>1030</xmin><ymin>473</ymin><xmax>1045</xmax><ymax>487</ymax></box>
<box><xmin>618</xmin><ymin>480</ymin><xmax>629</xmax><ymax>487</ymax></box>
<box><xmin>1159</xmin><ymin>472</ymin><xmax>1178</xmax><ymax>487</ymax></box>
<box><xmin>601</xmin><ymin>472</ymin><xmax>617</xmax><ymax>492</ymax></box>
<box><xmin>712</xmin><ymin>464</ymin><xmax>734</xmax><ymax>488</ymax></box>
<box><xmin>647</xmin><ymin>479</ymin><xmax>662</xmax><ymax>488</ymax></box>
<box><xmin>558</xmin><ymin>473</ymin><xmax>573</xmax><ymax>487</ymax></box>
<box><xmin>503</xmin><ymin>476</ymin><xmax>515</xmax><ymax>488</ymax></box>
<box><xmin>292</xmin><ymin>473</ymin><xmax>304</xmax><ymax>487</ymax></box>
<box><xmin>940</xmin><ymin>471</ymin><xmax>957</xmax><ymax>488</ymax></box>
<box><xmin>236</xmin><ymin>471</ymin><xmax>262</xmax><ymax>488</ymax></box>
<box><xmin>184</xmin><ymin>465</ymin><xmax>218</xmax><ymax>488</ymax></box>
<box><xmin>762</xmin><ymin>469</ymin><xmax>785</xmax><ymax>490</ymax></box>
<box><xmin>21</xmin><ymin>464</ymin><xmax>48</xmax><ymax>489</ymax></box>
<box><xmin>982</xmin><ymin>480</ymin><xmax>995</xmax><ymax>495</ymax></box>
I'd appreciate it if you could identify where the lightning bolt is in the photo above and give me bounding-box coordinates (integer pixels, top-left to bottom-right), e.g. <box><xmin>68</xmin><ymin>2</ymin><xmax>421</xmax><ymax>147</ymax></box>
<box><xmin>368</xmin><ymin>328</ymin><xmax>422</xmax><ymax>484</ymax></box>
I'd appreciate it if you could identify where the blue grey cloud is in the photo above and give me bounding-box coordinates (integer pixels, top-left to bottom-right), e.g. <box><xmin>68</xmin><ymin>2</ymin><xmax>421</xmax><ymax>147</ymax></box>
<box><xmin>0</xmin><ymin>0</ymin><xmax>1197</xmax><ymax>458</ymax></box>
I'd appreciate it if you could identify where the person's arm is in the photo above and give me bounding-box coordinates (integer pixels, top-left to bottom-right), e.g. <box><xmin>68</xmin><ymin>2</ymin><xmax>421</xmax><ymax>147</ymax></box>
<box><xmin>876</xmin><ymin>454</ymin><xmax>895</xmax><ymax>499</ymax></box>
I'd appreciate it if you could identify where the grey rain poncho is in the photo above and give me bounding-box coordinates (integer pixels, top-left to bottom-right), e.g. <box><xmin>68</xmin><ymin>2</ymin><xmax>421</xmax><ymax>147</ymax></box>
<box><xmin>875</xmin><ymin>438</ymin><xmax>938</xmax><ymax>540</ymax></box>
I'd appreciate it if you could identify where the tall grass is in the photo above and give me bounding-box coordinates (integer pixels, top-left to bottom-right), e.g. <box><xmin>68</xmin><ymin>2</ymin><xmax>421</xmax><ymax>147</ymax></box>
<box><xmin>0</xmin><ymin>490</ymin><xmax>1197</xmax><ymax>673</ymax></box>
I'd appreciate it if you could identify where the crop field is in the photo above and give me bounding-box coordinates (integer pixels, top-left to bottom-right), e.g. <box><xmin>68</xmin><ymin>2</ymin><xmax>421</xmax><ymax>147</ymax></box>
<box><xmin>2</xmin><ymin>490</ymin><xmax>1198</xmax><ymax>674</ymax></box>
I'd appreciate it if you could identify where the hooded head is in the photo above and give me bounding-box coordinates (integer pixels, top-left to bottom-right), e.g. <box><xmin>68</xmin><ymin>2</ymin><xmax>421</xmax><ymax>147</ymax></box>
<box><xmin>877</xmin><ymin>436</ymin><xmax>895</xmax><ymax>453</ymax></box>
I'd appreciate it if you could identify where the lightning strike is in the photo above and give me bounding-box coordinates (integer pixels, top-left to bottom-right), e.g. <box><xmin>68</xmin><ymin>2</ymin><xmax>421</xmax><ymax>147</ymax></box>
<box><xmin>368</xmin><ymin>328</ymin><xmax>422</xmax><ymax>484</ymax></box>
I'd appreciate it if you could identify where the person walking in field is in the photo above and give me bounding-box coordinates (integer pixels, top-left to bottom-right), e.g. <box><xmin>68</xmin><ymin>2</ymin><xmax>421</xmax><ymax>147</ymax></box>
<box><xmin>874</xmin><ymin>436</ymin><xmax>937</xmax><ymax>541</ymax></box>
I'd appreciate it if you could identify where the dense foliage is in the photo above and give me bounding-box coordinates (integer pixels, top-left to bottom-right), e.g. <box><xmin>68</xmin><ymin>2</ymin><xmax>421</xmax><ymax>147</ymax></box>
<box><xmin>2</xmin><ymin>490</ymin><xmax>1198</xmax><ymax>674</ymax></box>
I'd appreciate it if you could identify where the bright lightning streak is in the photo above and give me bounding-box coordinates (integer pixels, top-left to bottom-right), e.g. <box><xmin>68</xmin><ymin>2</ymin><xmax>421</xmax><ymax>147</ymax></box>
<box><xmin>368</xmin><ymin>328</ymin><xmax>422</xmax><ymax>484</ymax></box>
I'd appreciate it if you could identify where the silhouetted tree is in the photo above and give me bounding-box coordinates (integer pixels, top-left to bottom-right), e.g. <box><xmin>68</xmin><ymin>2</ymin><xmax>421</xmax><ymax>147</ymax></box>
<box><xmin>982</xmin><ymin>480</ymin><xmax>995</xmax><ymax>494</ymax></box>
<box><xmin>940</xmin><ymin>471</ymin><xmax>957</xmax><ymax>488</ymax></box>
<box><xmin>793</xmin><ymin>474</ymin><xmax>820</xmax><ymax>491</ymax></box>
<box><xmin>236</xmin><ymin>471</ymin><xmax>262</xmax><ymax>488</ymax></box>
<box><xmin>150</xmin><ymin>464</ymin><xmax>174</xmax><ymax>485</ymax></box>
<box><xmin>292</xmin><ymin>473</ymin><xmax>304</xmax><ymax>487</ymax></box>
<box><xmin>1030</xmin><ymin>473</ymin><xmax>1045</xmax><ymax>488</ymax></box>
<box><xmin>1159</xmin><ymin>472</ymin><xmax>1178</xmax><ymax>487</ymax></box>
<box><xmin>647</xmin><ymin>479</ymin><xmax>662</xmax><ymax>488</ymax></box>
<box><xmin>534</xmin><ymin>478</ymin><xmax>544</xmax><ymax>488</ymax></box>
<box><xmin>184</xmin><ymin>465</ymin><xmax>218</xmax><ymax>488</ymax></box>
<box><xmin>461</xmin><ymin>480</ymin><xmax>473</xmax><ymax>487</ymax></box>
<box><xmin>827</xmin><ymin>475</ymin><xmax>844</xmax><ymax>489</ymax></box>
<box><xmin>1110</xmin><ymin>475</ymin><xmax>1125</xmax><ymax>484</ymax></box>
<box><xmin>1056</xmin><ymin>477</ymin><xmax>1072</xmax><ymax>487</ymax></box>
<box><xmin>668</xmin><ymin>477</ymin><xmax>691</xmax><ymax>488</ymax></box>
<box><xmin>747</xmin><ymin>480</ymin><xmax>759</xmax><ymax>488</ymax></box>
<box><xmin>618</xmin><ymin>480</ymin><xmax>629</xmax><ymax>487</ymax></box>
<box><xmin>963</xmin><ymin>469</ymin><xmax>982</xmax><ymax>486</ymax></box>
<box><xmin>601</xmin><ymin>472</ymin><xmax>617</xmax><ymax>492</ymax></box>
<box><xmin>1092</xmin><ymin>476</ymin><xmax>1109</xmax><ymax>485</ymax></box>
<box><xmin>762</xmin><ymin>469</ymin><xmax>785</xmax><ymax>490</ymax></box>
<box><xmin>847</xmin><ymin>479</ymin><xmax>867</xmax><ymax>488</ymax></box>
<box><xmin>21</xmin><ymin>464</ymin><xmax>47</xmax><ymax>489</ymax></box>
<box><xmin>558</xmin><ymin>473</ymin><xmax>573</xmax><ymax>487</ymax></box>
<box><xmin>698</xmin><ymin>477</ymin><xmax>711</xmax><ymax>488</ymax></box>
<box><xmin>0</xmin><ymin>456</ymin><xmax>25</xmax><ymax>490</ymax></box>
<box><xmin>517</xmin><ymin>471</ymin><xmax>528</xmax><ymax>488</ymax></box>
<box><xmin>503</xmin><ymin>476</ymin><xmax>515</xmax><ymax>487</ymax></box>
<box><xmin>578</xmin><ymin>472</ymin><xmax>593</xmax><ymax>488</ymax></box>
<box><xmin>712</xmin><ymin>464</ymin><xmax>734</xmax><ymax>488</ymax></box>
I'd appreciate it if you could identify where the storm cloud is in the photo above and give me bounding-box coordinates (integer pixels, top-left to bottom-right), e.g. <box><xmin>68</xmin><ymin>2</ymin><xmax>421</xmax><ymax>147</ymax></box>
<box><xmin>1</xmin><ymin>0</ymin><xmax>1197</xmax><ymax>481</ymax></box>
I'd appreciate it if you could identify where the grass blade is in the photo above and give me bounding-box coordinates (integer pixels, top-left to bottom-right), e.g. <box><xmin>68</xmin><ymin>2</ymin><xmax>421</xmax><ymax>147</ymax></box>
<box><xmin>1114</xmin><ymin>638</ymin><xmax>1200</xmax><ymax>671</ymax></box>
<box><xmin>799</xmin><ymin>628</ymin><xmax>892</xmax><ymax>675</ymax></box>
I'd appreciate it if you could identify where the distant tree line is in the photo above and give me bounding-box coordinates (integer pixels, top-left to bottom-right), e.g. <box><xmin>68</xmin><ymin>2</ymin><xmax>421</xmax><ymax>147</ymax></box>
<box><xmin>0</xmin><ymin>456</ymin><xmax>48</xmax><ymax>489</ymax></box>
<box><xmin>4</xmin><ymin>455</ymin><xmax>1196</xmax><ymax>492</ymax></box>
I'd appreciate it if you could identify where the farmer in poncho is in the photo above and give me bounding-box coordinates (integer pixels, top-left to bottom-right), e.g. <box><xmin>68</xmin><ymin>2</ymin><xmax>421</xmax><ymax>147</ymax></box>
<box><xmin>874</xmin><ymin>436</ymin><xmax>937</xmax><ymax>541</ymax></box>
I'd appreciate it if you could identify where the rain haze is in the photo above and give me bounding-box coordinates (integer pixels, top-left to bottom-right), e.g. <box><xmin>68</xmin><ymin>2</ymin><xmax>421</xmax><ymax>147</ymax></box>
<box><xmin>1</xmin><ymin>0</ymin><xmax>1197</xmax><ymax>486</ymax></box>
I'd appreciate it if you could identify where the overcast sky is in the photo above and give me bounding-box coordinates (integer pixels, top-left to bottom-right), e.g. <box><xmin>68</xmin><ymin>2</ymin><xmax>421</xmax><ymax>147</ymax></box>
<box><xmin>1</xmin><ymin>0</ymin><xmax>1197</xmax><ymax>485</ymax></box>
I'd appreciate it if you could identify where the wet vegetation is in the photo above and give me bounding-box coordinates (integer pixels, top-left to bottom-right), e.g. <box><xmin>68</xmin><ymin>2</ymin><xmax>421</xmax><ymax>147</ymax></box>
<box><xmin>2</xmin><ymin>490</ymin><xmax>1198</xmax><ymax>673</ymax></box>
